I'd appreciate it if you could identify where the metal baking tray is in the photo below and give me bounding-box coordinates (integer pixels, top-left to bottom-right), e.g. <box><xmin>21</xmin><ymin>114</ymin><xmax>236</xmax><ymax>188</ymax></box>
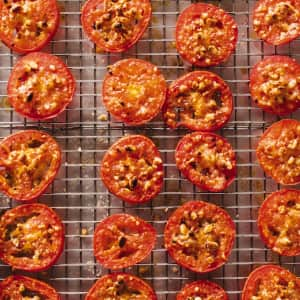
<box><xmin>0</xmin><ymin>0</ymin><xmax>299</xmax><ymax>299</ymax></box>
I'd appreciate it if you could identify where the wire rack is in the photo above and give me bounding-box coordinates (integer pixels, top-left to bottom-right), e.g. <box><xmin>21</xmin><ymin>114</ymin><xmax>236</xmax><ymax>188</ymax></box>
<box><xmin>0</xmin><ymin>0</ymin><xmax>300</xmax><ymax>299</ymax></box>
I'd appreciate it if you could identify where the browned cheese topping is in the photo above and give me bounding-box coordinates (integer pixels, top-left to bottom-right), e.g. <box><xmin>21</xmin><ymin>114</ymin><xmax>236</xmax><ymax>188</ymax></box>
<box><xmin>250</xmin><ymin>273</ymin><xmax>300</xmax><ymax>300</ymax></box>
<box><xmin>171</xmin><ymin>209</ymin><xmax>228</xmax><ymax>268</ymax></box>
<box><xmin>271</xmin><ymin>200</ymin><xmax>300</xmax><ymax>253</ymax></box>
<box><xmin>96</xmin><ymin>275</ymin><xmax>147</xmax><ymax>299</ymax></box>
<box><xmin>0</xmin><ymin>0</ymin><xmax>56</xmax><ymax>46</ymax></box>
<box><xmin>258</xmin><ymin>124</ymin><xmax>300</xmax><ymax>183</ymax></box>
<box><xmin>14</xmin><ymin>60</ymin><xmax>69</xmax><ymax>115</ymax></box>
<box><xmin>177</xmin><ymin>12</ymin><xmax>236</xmax><ymax>65</ymax></box>
<box><xmin>102</xmin><ymin>144</ymin><xmax>163</xmax><ymax>194</ymax></box>
<box><xmin>165</xmin><ymin>76</ymin><xmax>230</xmax><ymax>128</ymax></box>
<box><xmin>255</xmin><ymin>64</ymin><xmax>300</xmax><ymax>108</ymax></box>
<box><xmin>91</xmin><ymin>0</ymin><xmax>147</xmax><ymax>46</ymax></box>
<box><xmin>2</xmin><ymin>213</ymin><xmax>60</xmax><ymax>261</ymax></box>
<box><xmin>0</xmin><ymin>138</ymin><xmax>59</xmax><ymax>194</ymax></box>
<box><xmin>254</xmin><ymin>1</ymin><xmax>300</xmax><ymax>40</ymax></box>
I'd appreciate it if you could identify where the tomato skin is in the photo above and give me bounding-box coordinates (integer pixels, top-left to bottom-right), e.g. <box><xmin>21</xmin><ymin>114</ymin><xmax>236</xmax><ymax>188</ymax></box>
<box><xmin>0</xmin><ymin>203</ymin><xmax>64</xmax><ymax>272</ymax></box>
<box><xmin>85</xmin><ymin>273</ymin><xmax>157</xmax><ymax>300</ymax></box>
<box><xmin>163</xmin><ymin>71</ymin><xmax>233</xmax><ymax>131</ymax></box>
<box><xmin>100</xmin><ymin>135</ymin><xmax>163</xmax><ymax>204</ymax></box>
<box><xmin>258</xmin><ymin>189</ymin><xmax>300</xmax><ymax>256</ymax></box>
<box><xmin>176</xmin><ymin>280</ymin><xmax>228</xmax><ymax>300</ymax></box>
<box><xmin>250</xmin><ymin>56</ymin><xmax>300</xmax><ymax>116</ymax></box>
<box><xmin>81</xmin><ymin>0</ymin><xmax>151</xmax><ymax>53</ymax></box>
<box><xmin>94</xmin><ymin>213</ymin><xmax>156</xmax><ymax>270</ymax></box>
<box><xmin>256</xmin><ymin>119</ymin><xmax>300</xmax><ymax>185</ymax></box>
<box><xmin>242</xmin><ymin>265</ymin><xmax>300</xmax><ymax>300</ymax></box>
<box><xmin>176</xmin><ymin>3</ymin><xmax>238</xmax><ymax>67</ymax></box>
<box><xmin>0</xmin><ymin>275</ymin><xmax>60</xmax><ymax>299</ymax></box>
<box><xmin>0</xmin><ymin>130</ymin><xmax>62</xmax><ymax>201</ymax></box>
<box><xmin>8</xmin><ymin>52</ymin><xmax>76</xmax><ymax>120</ymax></box>
<box><xmin>253</xmin><ymin>0</ymin><xmax>300</xmax><ymax>46</ymax></box>
<box><xmin>0</xmin><ymin>0</ymin><xmax>59</xmax><ymax>54</ymax></box>
<box><xmin>102</xmin><ymin>58</ymin><xmax>167</xmax><ymax>126</ymax></box>
<box><xmin>164</xmin><ymin>200</ymin><xmax>235</xmax><ymax>274</ymax></box>
<box><xmin>175</xmin><ymin>132</ymin><xmax>236</xmax><ymax>192</ymax></box>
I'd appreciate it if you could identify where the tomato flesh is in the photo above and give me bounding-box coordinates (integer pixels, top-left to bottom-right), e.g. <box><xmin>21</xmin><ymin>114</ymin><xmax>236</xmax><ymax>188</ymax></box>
<box><xmin>256</xmin><ymin>119</ymin><xmax>300</xmax><ymax>185</ymax></box>
<box><xmin>258</xmin><ymin>189</ymin><xmax>300</xmax><ymax>256</ymax></box>
<box><xmin>242</xmin><ymin>265</ymin><xmax>300</xmax><ymax>300</ymax></box>
<box><xmin>81</xmin><ymin>0</ymin><xmax>151</xmax><ymax>52</ymax></box>
<box><xmin>0</xmin><ymin>275</ymin><xmax>60</xmax><ymax>299</ymax></box>
<box><xmin>175</xmin><ymin>132</ymin><xmax>236</xmax><ymax>192</ymax></box>
<box><xmin>100</xmin><ymin>135</ymin><xmax>163</xmax><ymax>203</ymax></box>
<box><xmin>0</xmin><ymin>0</ymin><xmax>59</xmax><ymax>53</ymax></box>
<box><xmin>176</xmin><ymin>3</ymin><xmax>238</xmax><ymax>67</ymax></box>
<box><xmin>85</xmin><ymin>273</ymin><xmax>157</xmax><ymax>300</ymax></box>
<box><xmin>253</xmin><ymin>0</ymin><xmax>300</xmax><ymax>45</ymax></box>
<box><xmin>163</xmin><ymin>71</ymin><xmax>233</xmax><ymax>131</ymax></box>
<box><xmin>250</xmin><ymin>56</ymin><xmax>300</xmax><ymax>115</ymax></box>
<box><xmin>102</xmin><ymin>58</ymin><xmax>167</xmax><ymax>125</ymax></box>
<box><xmin>0</xmin><ymin>203</ymin><xmax>64</xmax><ymax>271</ymax></box>
<box><xmin>0</xmin><ymin>130</ymin><xmax>61</xmax><ymax>201</ymax></box>
<box><xmin>8</xmin><ymin>52</ymin><xmax>76</xmax><ymax>120</ymax></box>
<box><xmin>94</xmin><ymin>213</ymin><xmax>156</xmax><ymax>270</ymax></box>
<box><xmin>164</xmin><ymin>200</ymin><xmax>235</xmax><ymax>273</ymax></box>
<box><xmin>176</xmin><ymin>280</ymin><xmax>228</xmax><ymax>300</ymax></box>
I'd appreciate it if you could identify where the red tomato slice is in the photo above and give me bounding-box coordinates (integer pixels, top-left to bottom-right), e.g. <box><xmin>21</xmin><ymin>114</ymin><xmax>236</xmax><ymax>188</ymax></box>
<box><xmin>0</xmin><ymin>275</ymin><xmax>60</xmax><ymax>299</ymax></box>
<box><xmin>100</xmin><ymin>135</ymin><xmax>163</xmax><ymax>204</ymax></box>
<box><xmin>177</xmin><ymin>280</ymin><xmax>228</xmax><ymax>300</ymax></box>
<box><xmin>8</xmin><ymin>52</ymin><xmax>76</xmax><ymax>120</ymax></box>
<box><xmin>253</xmin><ymin>0</ymin><xmax>300</xmax><ymax>46</ymax></box>
<box><xmin>176</xmin><ymin>3</ymin><xmax>238</xmax><ymax>67</ymax></box>
<box><xmin>85</xmin><ymin>273</ymin><xmax>157</xmax><ymax>300</ymax></box>
<box><xmin>81</xmin><ymin>0</ymin><xmax>151</xmax><ymax>52</ymax></box>
<box><xmin>258</xmin><ymin>189</ymin><xmax>300</xmax><ymax>256</ymax></box>
<box><xmin>0</xmin><ymin>0</ymin><xmax>59</xmax><ymax>54</ymax></box>
<box><xmin>256</xmin><ymin>119</ymin><xmax>300</xmax><ymax>185</ymax></box>
<box><xmin>164</xmin><ymin>200</ymin><xmax>235</xmax><ymax>274</ymax></box>
<box><xmin>163</xmin><ymin>71</ymin><xmax>233</xmax><ymax>131</ymax></box>
<box><xmin>175</xmin><ymin>132</ymin><xmax>236</xmax><ymax>192</ymax></box>
<box><xmin>242</xmin><ymin>265</ymin><xmax>300</xmax><ymax>300</ymax></box>
<box><xmin>250</xmin><ymin>56</ymin><xmax>300</xmax><ymax>115</ymax></box>
<box><xmin>94</xmin><ymin>213</ymin><xmax>156</xmax><ymax>270</ymax></box>
<box><xmin>0</xmin><ymin>130</ymin><xmax>61</xmax><ymax>201</ymax></box>
<box><xmin>0</xmin><ymin>203</ymin><xmax>64</xmax><ymax>272</ymax></box>
<box><xmin>102</xmin><ymin>58</ymin><xmax>167</xmax><ymax>126</ymax></box>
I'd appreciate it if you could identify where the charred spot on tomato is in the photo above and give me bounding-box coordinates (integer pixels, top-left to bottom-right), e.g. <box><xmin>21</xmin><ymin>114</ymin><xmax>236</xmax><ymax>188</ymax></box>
<box><xmin>115</xmin><ymin>278</ymin><xmax>141</xmax><ymax>297</ymax></box>
<box><xmin>28</xmin><ymin>139</ymin><xmax>43</xmax><ymax>148</ymax></box>
<box><xmin>26</xmin><ymin>92</ymin><xmax>34</xmax><ymax>102</ymax></box>
<box><xmin>118</xmin><ymin>236</ymin><xmax>127</xmax><ymax>248</ymax></box>
<box><xmin>20</xmin><ymin>288</ymin><xmax>45</xmax><ymax>299</ymax></box>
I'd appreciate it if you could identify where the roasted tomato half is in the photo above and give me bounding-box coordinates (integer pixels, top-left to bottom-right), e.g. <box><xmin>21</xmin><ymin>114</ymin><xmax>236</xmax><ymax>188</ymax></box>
<box><xmin>253</xmin><ymin>0</ymin><xmax>300</xmax><ymax>46</ymax></box>
<box><xmin>0</xmin><ymin>203</ymin><xmax>64</xmax><ymax>271</ymax></box>
<box><xmin>163</xmin><ymin>71</ymin><xmax>233</xmax><ymax>131</ymax></box>
<box><xmin>250</xmin><ymin>56</ymin><xmax>300</xmax><ymax>115</ymax></box>
<box><xmin>8</xmin><ymin>52</ymin><xmax>76</xmax><ymax>120</ymax></box>
<box><xmin>0</xmin><ymin>0</ymin><xmax>59</xmax><ymax>54</ymax></box>
<box><xmin>176</xmin><ymin>3</ymin><xmax>238</xmax><ymax>67</ymax></box>
<box><xmin>0</xmin><ymin>130</ymin><xmax>61</xmax><ymax>201</ymax></box>
<box><xmin>102</xmin><ymin>58</ymin><xmax>167</xmax><ymax>126</ymax></box>
<box><xmin>85</xmin><ymin>273</ymin><xmax>157</xmax><ymax>300</ymax></box>
<box><xmin>0</xmin><ymin>275</ymin><xmax>60</xmax><ymax>299</ymax></box>
<box><xmin>256</xmin><ymin>119</ymin><xmax>300</xmax><ymax>185</ymax></box>
<box><xmin>81</xmin><ymin>0</ymin><xmax>151</xmax><ymax>52</ymax></box>
<box><xmin>242</xmin><ymin>265</ymin><xmax>300</xmax><ymax>300</ymax></box>
<box><xmin>258</xmin><ymin>189</ymin><xmax>300</xmax><ymax>256</ymax></box>
<box><xmin>164</xmin><ymin>200</ymin><xmax>235</xmax><ymax>274</ymax></box>
<box><xmin>177</xmin><ymin>280</ymin><xmax>228</xmax><ymax>300</ymax></box>
<box><xmin>94</xmin><ymin>213</ymin><xmax>156</xmax><ymax>270</ymax></box>
<box><xmin>175</xmin><ymin>132</ymin><xmax>236</xmax><ymax>192</ymax></box>
<box><xmin>100</xmin><ymin>135</ymin><xmax>163</xmax><ymax>204</ymax></box>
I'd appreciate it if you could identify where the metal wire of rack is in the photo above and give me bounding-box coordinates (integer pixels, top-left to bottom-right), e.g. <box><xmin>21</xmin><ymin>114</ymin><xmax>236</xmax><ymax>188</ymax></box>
<box><xmin>0</xmin><ymin>0</ymin><xmax>300</xmax><ymax>299</ymax></box>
